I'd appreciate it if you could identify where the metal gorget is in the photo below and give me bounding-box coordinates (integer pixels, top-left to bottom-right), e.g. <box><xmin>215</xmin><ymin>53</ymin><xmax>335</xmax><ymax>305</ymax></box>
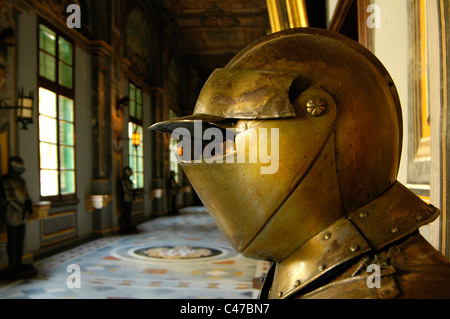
<box><xmin>260</xmin><ymin>182</ymin><xmax>440</xmax><ymax>299</ymax></box>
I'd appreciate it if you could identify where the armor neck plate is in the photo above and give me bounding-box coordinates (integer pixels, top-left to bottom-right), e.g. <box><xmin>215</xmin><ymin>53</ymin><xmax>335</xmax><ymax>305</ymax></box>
<box><xmin>347</xmin><ymin>182</ymin><xmax>439</xmax><ymax>250</ymax></box>
<box><xmin>264</xmin><ymin>182</ymin><xmax>440</xmax><ymax>299</ymax></box>
<box><xmin>267</xmin><ymin>217</ymin><xmax>371</xmax><ymax>299</ymax></box>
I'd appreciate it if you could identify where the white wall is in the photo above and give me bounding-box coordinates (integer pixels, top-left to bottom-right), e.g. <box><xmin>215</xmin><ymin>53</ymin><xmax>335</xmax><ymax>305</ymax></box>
<box><xmin>371</xmin><ymin>0</ymin><xmax>442</xmax><ymax>250</ymax></box>
<box><xmin>371</xmin><ymin>0</ymin><xmax>409</xmax><ymax>185</ymax></box>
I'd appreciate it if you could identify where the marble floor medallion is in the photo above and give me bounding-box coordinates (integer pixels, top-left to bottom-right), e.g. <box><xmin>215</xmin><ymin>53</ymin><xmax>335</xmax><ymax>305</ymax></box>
<box><xmin>111</xmin><ymin>242</ymin><xmax>231</xmax><ymax>263</ymax></box>
<box><xmin>134</xmin><ymin>245</ymin><xmax>225</xmax><ymax>260</ymax></box>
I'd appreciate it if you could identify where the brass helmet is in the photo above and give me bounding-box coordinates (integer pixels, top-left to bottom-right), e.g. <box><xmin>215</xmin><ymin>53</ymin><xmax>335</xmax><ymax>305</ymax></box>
<box><xmin>151</xmin><ymin>28</ymin><xmax>402</xmax><ymax>262</ymax></box>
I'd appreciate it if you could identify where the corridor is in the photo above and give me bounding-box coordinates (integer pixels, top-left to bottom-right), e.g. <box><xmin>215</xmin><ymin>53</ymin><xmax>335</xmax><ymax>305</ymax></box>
<box><xmin>0</xmin><ymin>207</ymin><xmax>269</xmax><ymax>299</ymax></box>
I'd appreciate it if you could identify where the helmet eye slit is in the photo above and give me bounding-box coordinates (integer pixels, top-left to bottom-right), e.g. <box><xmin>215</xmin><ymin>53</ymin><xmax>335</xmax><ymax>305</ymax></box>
<box><xmin>174</xmin><ymin>134</ymin><xmax>237</xmax><ymax>163</ymax></box>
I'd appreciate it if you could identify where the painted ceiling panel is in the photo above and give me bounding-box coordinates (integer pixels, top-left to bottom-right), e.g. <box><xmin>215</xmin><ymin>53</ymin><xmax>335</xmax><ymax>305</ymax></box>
<box><xmin>161</xmin><ymin>0</ymin><xmax>269</xmax><ymax>69</ymax></box>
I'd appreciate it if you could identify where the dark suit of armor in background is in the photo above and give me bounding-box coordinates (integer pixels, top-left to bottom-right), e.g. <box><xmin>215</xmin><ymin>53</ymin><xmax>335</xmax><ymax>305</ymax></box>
<box><xmin>1</xmin><ymin>156</ymin><xmax>33</xmax><ymax>271</ymax></box>
<box><xmin>151</xmin><ymin>28</ymin><xmax>450</xmax><ymax>298</ymax></box>
<box><xmin>168</xmin><ymin>170</ymin><xmax>180</xmax><ymax>215</ymax></box>
<box><xmin>120</xmin><ymin>166</ymin><xmax>138</xmax><ymax>234</ymax></box>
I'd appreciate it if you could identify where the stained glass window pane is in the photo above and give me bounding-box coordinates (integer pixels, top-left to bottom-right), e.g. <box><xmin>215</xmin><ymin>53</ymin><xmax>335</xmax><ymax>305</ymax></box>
<box><xmin>59</xmin><ymin>62</ymin><xmax>73</xmax><ymax>89</ymax></box>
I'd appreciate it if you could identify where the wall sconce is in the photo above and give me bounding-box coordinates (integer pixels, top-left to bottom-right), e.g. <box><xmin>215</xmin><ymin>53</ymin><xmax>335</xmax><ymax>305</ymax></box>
<box><xmin>116</xmin><ymin>96</ymin><xmax>141</xmax><ymax>148</ymax></box>
<box><xmin>120</xmin><ymin>127</ymin><xmax>141</xmax><ymax>147</ymax></box>
<box><xmin>0</xmin><ymin>88</ymin><xmax>34</xmax><ymax>130</ymax></box>
<box><xmin>131</xmin><ymin>129</ymin><xmax>141</xmax><ymax>147</ymax></box>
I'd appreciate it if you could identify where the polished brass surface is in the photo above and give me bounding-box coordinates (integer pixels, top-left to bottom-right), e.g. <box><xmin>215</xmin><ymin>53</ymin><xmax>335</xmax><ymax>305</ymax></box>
<box><xmin>259</xmin><ymin>182</ymin><xmax>450</xmax><ymax>299</ymax></box>
<box><xmin>151</xmin><ymin>68</ymin><xmax>298</xmax><ymax>135</ymax></box>
<box><xmin>265</xmin><ymin>217</ymin><xmax>372</xmax><ymax>299</ymax></box>
<box><xmin>150</xmin><ymin>28</ymin><xmax>450</xmax><ymax>298</ymax></box>
<box><xmin>195</xmin><ymin>68</ymin><xmax>297</xmax><ymax>119</ymax></box>
<box><xmin>347</xmin><ymin>182</ymin><xmax>440</xmax><ymax>250</ymax></box>
<box><xmin>306</xmin><ymin>97</ymin><xmax>326</xmax><ymax>116</ymax></box>
<box><xmin>226</xmin><ymin>28</ymin><xmax>402</xmax><ymax>214</ymax></box>
<box><xmin>238</xmin><ymin>135</ymin><xmax>342</xmax><ymax>260</ymax></box>
<box><xmin>292</xmin><ymin>232</ymin><xmax>450</xmax><ymax>299</ymax></box>
<box><xmin>180</xmin><ymin>87</ymin><xmax>337</xmax><ymax>257</ymax></box>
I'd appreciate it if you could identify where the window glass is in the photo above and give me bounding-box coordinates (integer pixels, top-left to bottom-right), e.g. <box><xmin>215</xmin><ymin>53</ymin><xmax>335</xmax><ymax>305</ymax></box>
<box><xmin>39</xmin><ymin>115</ymin><xmax>57</xmax><ymax>144</ymax></box>
<box><xmin>59</xmin><ymin>37</ymin><xmax>73</xmax><ymax>65</ymax></box>
<box><xmin>58</xmin><ymin>62</ymin><xmax>73</xmax><ymax>89</ymax></box>
<box><xmin>60</xmin><ymin>170</ymin><xmax>76</xmax><ymax>195</ymax></box>
<box><xmin>39</xmin><ymin>143</ymin><xmax>58</xmax><ymax>170</ymax></box>
<box><xmin>59</xmin><ymin>146</ymin><xmax>75</xmax><ymax>169</ymax></box>
<box><xmin>136</xmin><ymin>103</ymin><xmax>142</xmax><ymax>120</ymax></box>
<box><xmin>129</xmin><ymin>99</ymin><xmax>136</xmax><ymax>118</ymax></box>
<box><xmin>59</xmin><ymin>96</ymin><xmax>74</xmax><ymax>122</ymax></box>
<box><xmin>59</xmin><ymin>122</ymin><xmax>74</xmax><ymax>145</ymax></box>
<box><xmin>38</xmin><ymin>24</ymin><xmax>76</xmax><ymax>200</ymax></box>
<box><xmin>39</xmin><ymin>24</ymin><xmax>56</xmax><ymax>55</ymax></box>
<box><xmin>40</xmin><ymin>170</ymin><xmax>59</xmax><ymax>197</ymax></box>
<box><xmin>39</xmin><ymin>88</ymin><xmax>57</xmax><ymax>117</ymax></box>
<box><xmin>39</xmin><ymin>52</ymin><xmax>56</xmax><ymax>81</ymax></box>
<box><xmin>136</xmin><ymin>89</ymin><xmax>142</xmax><ymax>104</ymax></box>
<box><xmin>136</xmin><ymin>89</ymin><xmax>142</xmax><ymax>120</ymax></box>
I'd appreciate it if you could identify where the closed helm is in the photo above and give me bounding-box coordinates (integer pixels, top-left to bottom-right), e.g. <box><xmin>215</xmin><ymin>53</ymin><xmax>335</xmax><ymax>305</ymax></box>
<box><xmin>151</xmin><ymin>28</ymin><xmax>402</xmax><ymax>262</ymax></box>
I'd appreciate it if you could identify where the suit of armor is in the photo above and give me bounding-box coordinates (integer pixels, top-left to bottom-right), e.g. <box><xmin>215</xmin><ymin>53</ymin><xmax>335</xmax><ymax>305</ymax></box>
<box><xmin>120</xmin><ymin>166</ymin><xmax>135</xmax><ymax>234</ymax></box>
<box><xmin>1</xmin><ymin>156</ymin><xmax>32</xmax><ymax>268</ymax></box>
<box><xmin>151</xmin><ymin>28</ymin><xmax>450</xmax><ymax>298</ymax></box>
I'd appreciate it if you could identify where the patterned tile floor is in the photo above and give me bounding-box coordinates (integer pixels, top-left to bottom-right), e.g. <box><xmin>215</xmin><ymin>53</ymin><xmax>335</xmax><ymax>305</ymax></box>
<box><xmin>0</xmin><ymin>207</ymin><xmax>270</xmax><ymax>299</ymax></box>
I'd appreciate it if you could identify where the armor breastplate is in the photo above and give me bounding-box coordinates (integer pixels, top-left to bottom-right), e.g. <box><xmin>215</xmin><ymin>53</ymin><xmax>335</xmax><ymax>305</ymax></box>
<box><xmin>2</xmin><ymin>175</ymin><xmax>29</xmax><ymax>226</ymax></box>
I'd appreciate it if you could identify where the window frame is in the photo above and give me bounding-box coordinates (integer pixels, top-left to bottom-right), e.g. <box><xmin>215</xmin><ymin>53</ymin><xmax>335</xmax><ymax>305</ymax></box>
<box><xmin>128</xmin><ymin>81</ymin><xmax>144</xmax><ymax>190</ymax></box>
<box><xmin>37</xmin><ymin>20</ymin><xmax>77</xmax><ymax>203</ymax></box>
